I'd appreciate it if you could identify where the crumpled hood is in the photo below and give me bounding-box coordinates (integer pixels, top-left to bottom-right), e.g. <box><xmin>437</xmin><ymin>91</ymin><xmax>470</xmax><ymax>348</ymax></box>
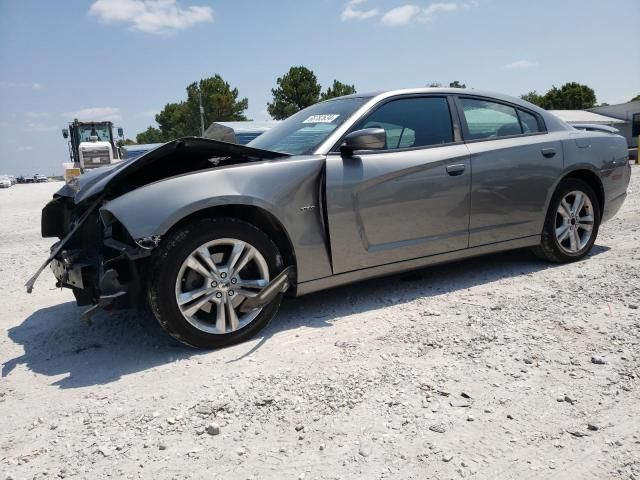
<box><xmin>56</xmin><ymin>137</ymin><xmax>288</xmax><ymax>204</ymax></box>
<box><xmin>56</xmin><ymin>160</ymin><xmax>129</xmax><ymax>202</ymax></box>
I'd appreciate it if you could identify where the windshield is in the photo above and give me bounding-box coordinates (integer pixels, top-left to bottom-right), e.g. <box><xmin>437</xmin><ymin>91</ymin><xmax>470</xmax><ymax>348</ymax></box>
<box><xmin>78</xmin><ymin>125</ymin><xmax>113</xmax><ymax>143</ymax></box>
<box><xmin>248</xmin><ymin>97</ymin><xmax>370</xmax><ymax>155</ymax></box>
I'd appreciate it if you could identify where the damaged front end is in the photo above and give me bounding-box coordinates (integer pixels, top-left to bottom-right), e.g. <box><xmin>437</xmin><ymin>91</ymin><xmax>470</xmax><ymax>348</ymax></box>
<box><xmin>33</xmin><ymin>193</ymin><xmax>155</xmax><ymax>321</ymax></box>
<box><xmin>26</xmin><ymin>136</ymin><xmax>289</xmax><ymax>321</ymax></box>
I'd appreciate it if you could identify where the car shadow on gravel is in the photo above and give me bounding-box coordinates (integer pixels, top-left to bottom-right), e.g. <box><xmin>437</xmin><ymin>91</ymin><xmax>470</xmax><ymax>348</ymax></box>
<box><xmin>2</xmin><ymin>302</ymin><xmax>203</xmax><ymax>388</ymax></box>
<box><xmin>3</xmin><ymin>245</ymin><xmax>609</xmax><ymax>386</ymax></box>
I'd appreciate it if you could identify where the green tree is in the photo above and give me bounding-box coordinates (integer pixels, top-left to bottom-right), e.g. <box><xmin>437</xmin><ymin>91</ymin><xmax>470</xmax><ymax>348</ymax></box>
<box><xmin>267</xmin><ymin>66</ymin><xmax>322</xmax><ymax>119</ymax></box>
<box><xmin>630</xmin><ymin>94</ymin><xmax>640</xmax><ymax>102</ymax></box>
<box><xmin>137</xmin><ymin>74</ymin><xmax>249</xmax><ymax>141</ymax></box>
<box><xmin>186</xmin><ymin>75</ymin><xmax>248</xmax><ymax>124</ymax></box>
<box><xmin>520</xmin><ymin>83</ymin><xmax>597</xmax><ymax>109</ymax></box>
<box><xmin>540</xmin><ymin>82</ymin><xmax>597</xmax><ymax>109</ymax></box>
<box><xmin>136</xmin><ymin>126</ymin><xmax>165</xmax><ymax>144</ymax></box>
<box><xmin>320</xmin><ymin>80</ymin><xmax>356</xmax><ymax>101</ymax></box>
<box><xmin>520</xmin><ymin>90</ymin><xmax>544</xmax><ymax>107</ymax></box>
<box><xmin>155</xmin><ymin>101</ymin><xmax>192</xmax><ymax>139</ymax></box>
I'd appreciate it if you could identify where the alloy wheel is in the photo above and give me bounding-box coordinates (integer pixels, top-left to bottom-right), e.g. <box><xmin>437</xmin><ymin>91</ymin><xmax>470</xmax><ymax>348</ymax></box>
<box><xmin>554</xmin><ymin>190</ymin><xmax>595</xmax><ymax>254</ymax></box>
<box><xmin>174</xmin><ymin>238</ymin><xmax>270</xmax><ymax>334</ymax></box>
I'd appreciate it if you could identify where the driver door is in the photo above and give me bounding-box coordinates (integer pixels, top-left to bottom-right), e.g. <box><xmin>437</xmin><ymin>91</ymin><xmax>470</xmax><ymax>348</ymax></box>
<box><xmin>325</xmin><ymin>95</ymin><xmax>471</xmax><ymax>274</ymax></box>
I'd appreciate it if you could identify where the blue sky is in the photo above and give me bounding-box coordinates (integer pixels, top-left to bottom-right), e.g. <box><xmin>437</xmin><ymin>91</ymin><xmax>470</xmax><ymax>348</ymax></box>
<box><xmin>1</xmin><ymin>0</ymin><xmax>638</xmax><ymax>175</ymax></box>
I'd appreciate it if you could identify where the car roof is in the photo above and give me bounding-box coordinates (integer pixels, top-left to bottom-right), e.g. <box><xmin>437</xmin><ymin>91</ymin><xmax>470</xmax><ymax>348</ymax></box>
<box><xmin>331</xmin><ymin>87</ymin><xmax>543</xmax><ymax>111</ymax></box>
<box><xmin>312</xmin><ymin>88</ymin><xmax>571</xmax><ymax>154</ymax></box>
<box><xmin>368</xmin><ymin>87</ymin><xmax>524</xmax><ymax>103</ymax></box>
<box><xmin>352</xmin><ymin>88</ymin><xmax>568</xmax><ymax>129</ymax></box>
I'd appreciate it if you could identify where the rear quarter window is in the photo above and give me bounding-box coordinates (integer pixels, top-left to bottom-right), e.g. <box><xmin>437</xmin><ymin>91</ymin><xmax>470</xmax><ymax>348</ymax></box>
<box><xmin>518</xmin><ymin>109</ymin><xmax>542</xmax><ymax>133</ymax></box>
<box><xmin>460</xmin><ymin>98</ymin><xmax>522</xmax><ymax>140</ymax></box>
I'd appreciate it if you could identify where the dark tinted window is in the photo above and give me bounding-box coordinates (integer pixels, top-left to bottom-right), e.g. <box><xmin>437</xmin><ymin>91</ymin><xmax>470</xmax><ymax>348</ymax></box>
<box><xmin>354</xmin><ymin>97</ymin><xmax>453</xmax><ymax>149</ymax></box>
<box><xmin>460</xmin><ymin>98</ymin><xmax>522</xmax><ymax>139</ymax></box>
<box><xmin>518</xmin><ymin>109</ymin><xmax>541</xmax><ymax>133</ymax></box>
<box><xmin>632</xmin><ymin>113</ymin><xmax>640</xmax><ymax>138</ymax></box>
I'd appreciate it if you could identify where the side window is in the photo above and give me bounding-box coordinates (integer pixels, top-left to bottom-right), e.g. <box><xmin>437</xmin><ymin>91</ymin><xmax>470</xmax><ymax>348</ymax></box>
<box><xmin>354</xmin><ymin>97</ymin><xmax>453</xmax><ymax>150</ymax></box>
<box><xmin>518</xmin><ymin>109</ymin><xmax>541</xmax><ymax>133</ymax></box>
<box><xmin>632</xmin><ymin>113</ymin><xmax>640</xmax><ymax>138</ymax></box>
<box><xmin>460</xmin><ymin>98</ymin><xmax>522</xmax><ymax>140</ymax></box>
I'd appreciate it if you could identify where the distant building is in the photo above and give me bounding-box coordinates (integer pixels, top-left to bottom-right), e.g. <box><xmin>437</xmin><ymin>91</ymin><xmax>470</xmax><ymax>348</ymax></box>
<box><xmin>590</xmin><ymin>101</ymin><xmax>640</xmax><ymax>149</ymax></box>
<box><xmin>120</xmin><ymin>142</ymin><xmax>164</xmax><ymax>160</ymax></box>
<box><xmin>549</xmin><ymin>101</ymin><xmax>640</xmax><ymax>161</ymax></box>
<box><xmin>120</xmin><ymin>121</ymin><xmax>279</xmax><ymax>160</ymax></box>
<box><xmin>215</xmin><ymin>121</ymin><xmax>280</xmax><ymax>145</ymax></box>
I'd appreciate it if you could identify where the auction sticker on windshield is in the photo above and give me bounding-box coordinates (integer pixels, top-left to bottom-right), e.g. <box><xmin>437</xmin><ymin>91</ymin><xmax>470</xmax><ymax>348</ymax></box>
<box><xmin>302</xmin><ymin>114</ymin><xmax>340</xmax><ymax>123</ymax></box>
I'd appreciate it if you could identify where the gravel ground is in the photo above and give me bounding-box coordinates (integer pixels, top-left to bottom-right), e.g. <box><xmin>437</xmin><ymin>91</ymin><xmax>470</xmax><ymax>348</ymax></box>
<box><xmin>1</xmin><ymin>168</ymin><xmax>639</xmax><ymax>480</ymax></box>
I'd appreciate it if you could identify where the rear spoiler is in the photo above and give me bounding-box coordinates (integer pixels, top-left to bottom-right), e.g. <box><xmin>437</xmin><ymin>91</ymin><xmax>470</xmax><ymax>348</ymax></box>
<box><xmin>571</xmin><ymin>123</ymin><xmax>621</xmax><ymax>134</ymax></box>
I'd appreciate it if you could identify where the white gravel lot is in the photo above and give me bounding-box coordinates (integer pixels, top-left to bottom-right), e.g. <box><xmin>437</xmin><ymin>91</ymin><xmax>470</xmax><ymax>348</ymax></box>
<box><xmin>1</xmin><ymin>169</ymin><xmax>639</xmax><ymax>480</ymax></box>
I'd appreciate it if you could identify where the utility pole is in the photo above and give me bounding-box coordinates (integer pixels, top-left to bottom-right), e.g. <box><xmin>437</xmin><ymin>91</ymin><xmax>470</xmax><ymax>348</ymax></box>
<box><xmin>198</xmin><ymin>87</ymin><xmax>205</xmax><ymax>137</ymax></box>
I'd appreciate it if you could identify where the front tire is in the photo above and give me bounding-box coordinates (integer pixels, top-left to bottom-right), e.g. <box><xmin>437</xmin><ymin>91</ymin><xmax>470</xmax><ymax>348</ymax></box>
<box><xmin>147</xmin><ymin>217</ymin><xmax>284</xmax><ymax>349</ymax></box>
<box><xmin>532</xmin><ymin>178</ymin><xmax>600</xmax><ymax>263</ymax></box>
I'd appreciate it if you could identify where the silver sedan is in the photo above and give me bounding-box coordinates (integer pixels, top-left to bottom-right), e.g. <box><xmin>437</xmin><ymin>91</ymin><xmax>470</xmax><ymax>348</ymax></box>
<box><xmin>32</xmin><ymin>88</ymin><xmax>631</xmax><ymax>348</ymax></box>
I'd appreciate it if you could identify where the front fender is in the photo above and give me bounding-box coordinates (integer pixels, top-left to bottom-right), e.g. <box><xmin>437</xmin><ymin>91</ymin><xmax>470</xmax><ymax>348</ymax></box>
<box><xmin>101</xmin><ymin>156</ymin><xmax>333</xmax><ymax>283</ymax></box>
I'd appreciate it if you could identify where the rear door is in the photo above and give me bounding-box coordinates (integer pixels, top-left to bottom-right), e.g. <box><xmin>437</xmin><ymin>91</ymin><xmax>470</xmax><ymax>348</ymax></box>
<box><xmin>457</xmin><ymin>96</ymin><xmax>564</xmax><ymax>247</ymax></box>
<box><xmin>325</xmin><ymin>95</ymin><xmax>471</xmax><ymax>273</ymax></box>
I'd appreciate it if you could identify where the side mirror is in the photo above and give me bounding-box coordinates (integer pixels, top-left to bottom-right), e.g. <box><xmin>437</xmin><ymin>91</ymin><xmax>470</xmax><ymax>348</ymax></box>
<box><xmin>117</xmin><ymin>127</ymin><xmax>124</xmax><ymax>138</ymax></box>
<box><xmin>62</xmin><ymin>128</ymin><xmax>69</xmax><ymax>139</ymax></box>
<box><xmin>340</xmin><ymin>128</ymin><xmax>386</xmax><ymax>156</ymax></box>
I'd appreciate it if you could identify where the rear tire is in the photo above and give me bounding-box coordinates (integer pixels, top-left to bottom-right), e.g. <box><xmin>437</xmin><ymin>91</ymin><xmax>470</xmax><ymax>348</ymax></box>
<box><xmin>147</xmin><ymin>217</ymin><xmax>284</xmax><ymax>349</ymax></box>
<box><xmin>532</xmin><ymin>178</ymin><xmax>600</xmax><ymax>263</ymax></box>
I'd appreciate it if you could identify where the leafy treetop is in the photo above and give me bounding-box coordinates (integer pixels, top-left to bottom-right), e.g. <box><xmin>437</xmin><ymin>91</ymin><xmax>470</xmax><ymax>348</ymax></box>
<box><xmin>520</xmin><ymin>82</ymin><xmax>597</xmax><ymax>110</ymax></box>
<box><xmin>320</xmin><ymin>80</ymin><xmax>357</xmax><ymax>101</ymax></box>
<box><xmin>136</xmin><ymin>74</ymin><xmax>248</xmax><ymax>143</ymax></box>
<box><xmin>267</xmin><ymin>66</ymin><xmax>322</xmax><ymax>120</ymax></box>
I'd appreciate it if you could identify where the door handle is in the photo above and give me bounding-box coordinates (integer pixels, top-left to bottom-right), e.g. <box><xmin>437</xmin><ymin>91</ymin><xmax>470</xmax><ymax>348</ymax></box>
<box><xmin>541</xmin><ymin>148</ymin><xmax>556</xmax><ymax>158</ymax></box>
<box><xmin>446</xmin><ymin>164</ymin><xmax>466</xmax><ymax>176</ymax></box>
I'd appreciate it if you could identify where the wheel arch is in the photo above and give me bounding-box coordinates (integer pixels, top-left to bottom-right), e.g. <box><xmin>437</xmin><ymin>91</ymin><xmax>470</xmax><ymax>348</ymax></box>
<box><xmin>559</xmin><ymin>168</ymin><xmax>605</xmax><ymax>215</ymax></box>
<box><xmin>162</xmin><ymin>204</ymin><xmax>297</xmax><ymax>280</ymax></box>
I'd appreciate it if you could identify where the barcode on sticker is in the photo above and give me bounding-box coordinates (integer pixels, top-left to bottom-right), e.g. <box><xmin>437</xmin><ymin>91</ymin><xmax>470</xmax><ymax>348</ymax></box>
<box><xmin>302</xmin><ymin>114</ymin><xmax>340</xmax><ymax>123</ymax></box>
